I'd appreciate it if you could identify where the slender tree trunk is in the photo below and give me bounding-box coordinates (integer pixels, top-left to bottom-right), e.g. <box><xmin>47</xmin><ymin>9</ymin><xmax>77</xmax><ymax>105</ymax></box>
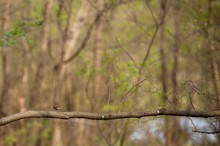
<box><xmin>25</xmin><ymin>1</ymin><xmax>54</xmax><ymax>146</ymax></box>
<box><xmin>85</xmin><ymin>1</ymin><xmax>106</xmax><ymax>145</ymax></box>
<box><xmin>53</xmin><ymin>0</ymin><xmax>92</xmax><ymax>105</ymax></box>
<box><xmin>159</xmin><ymin>1</ymin><xmax>170</xmax><ymax>146</ymax></box>
<box><xmin>29</xmin><ymin>0</ymin><xmax>53</xmax><ymax>108</ymax></box>
<box><xmin>207</xmin><ymin>0</ymin><xmax>220</xmax><ymax>144</ymax></box>
<box><xmin>76</xmin><ymin>119</ymin><xmax>86</xmax><ymax>146</ymax></box>
<box><xmin>93</xmin><ymin>0</ymin><xmax>105</xmax><ymax>110</ymax></box>
<box><xmin>170</xmin><ymin>1</ymin><xmax>181</xmax><ymax>146</ymax></box>
<box><xmin>52</xmin><ymin>1</ymin><xmax>93</xmax><ymax>145</ymax></box>
<box><xmin>160</xmin><ymin>0</ymin><xmax>168</xmax><ymax>106</ymax></box>
<box><xmin>0</xmin><ymin>2</ymin><xmax>12</xmax><ymax>146</ymax></box>
<box><xmin>18</xmin><ymin>0</ymin><xmax>35</xmax><ymax>114</ymax></box>
<box><xmin>19</xmin><ymin>38</ymin><xmax>29</xmax><ymax>112</ymax></box>
<box><xmin>93</xmin><ymin>16</ymin><xmax>103</xmax><ymax>102</ymax></box>
<box><xmin>208</xmin><ymin>0</ymin><xmax>220</xmax><ymax>110</ymax></box>
<box><xmin>51</xmin><ymin>120</ymin><xmax>62</xmax><ymax>146</ymax></box>
<box><xmin>172</xmin><ymin>1</ymin><xmax>180</xmax><ymax>106</ymax></box>
<box><xmin>0</xmin><ymin>1</ymin><xmax>11</xmax><ymax>115</ymax></box>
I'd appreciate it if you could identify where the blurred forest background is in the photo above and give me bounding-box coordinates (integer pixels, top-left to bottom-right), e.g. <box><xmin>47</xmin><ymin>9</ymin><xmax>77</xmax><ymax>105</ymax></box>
<box><xmin>0</xmin><ymin>0</ymin><xmax>220</xmax><ymax>146</ymax></box>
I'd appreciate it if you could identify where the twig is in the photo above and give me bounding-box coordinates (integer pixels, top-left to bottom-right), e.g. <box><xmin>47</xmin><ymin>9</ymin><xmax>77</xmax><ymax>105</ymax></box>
<box><xmin>193</xmin><ymin>130</ymin><xmax>220</xmax><ymax>134</ymax></box>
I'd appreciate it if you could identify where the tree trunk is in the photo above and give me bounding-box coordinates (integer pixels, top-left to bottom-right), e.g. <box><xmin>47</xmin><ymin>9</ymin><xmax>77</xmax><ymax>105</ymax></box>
<box><xmin>93</xmin><ymin>0</ymin><xmax>105</xmax><ymax>110</ymax></box>
<box><xmin>0</xmin><ymin>0</ymin><xmax>11</xmax><ymax>115</ymax></box>
<box><xmin>160</xmin><ymin>0</ymin><xmax>168</xmax><ymax>106</ymax></box>
<box><xmin>52</xmin><ymin>1</ymin><xmax>93</xmax><ymax>145</ymax></box>
<box><xmin>170</xmin><ymin>1</ymin><xmax>181</xmax><ymax>146</ymax></box>
<box><xmin>207</xmin><ymin>0</ymin><xmax>220</xmax><ymax>144</ymax></box>
<box><xmin>0</xmin><ymin>6</ymin><xmax>10</xmax><ymax>138</ymax></box>
<box><xmin>52</xmin><ymin>120</ymin><xmax>63</xmax><ymax>146</ymax></box>
<box><xmin>76</xmin><ymin>119</ymin><xmax>86</xmax><ymax>146</ymax></box>
<box><xmin>159</xmin><ymin>1</ymin><xmax>170</xmax><ymax>146</ymax></box>
<box><xmin>29</xmin><ymin>0</ymin><xmax>53</xmax><ymax>108</ymax></box>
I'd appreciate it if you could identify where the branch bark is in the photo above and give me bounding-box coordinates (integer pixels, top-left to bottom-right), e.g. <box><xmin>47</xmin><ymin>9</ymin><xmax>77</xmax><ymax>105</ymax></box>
<box><xmin>1</xmin><ymin>109</ymin><xmax>220</xmax><ymax>126</ymax></box>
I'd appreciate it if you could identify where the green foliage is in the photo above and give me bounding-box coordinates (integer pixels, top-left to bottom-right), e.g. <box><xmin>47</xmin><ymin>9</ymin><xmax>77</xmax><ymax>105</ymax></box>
<box><xmin>126</xmin><ymin>61</ymin><xmax>138</xmax><ymax>75</ymax></box>
<box><xmin>5</xmin><ymin>135</ymin><xmax>17</xmax><ymax>146</ymax></box>
<box><xmin>30</xmin><ymin>19</ymin><xmax>44</xmax><ymax>27</ymax></box>
<box><xmin>42</xmin><ymin>121</ymin><xmax>52</xmax><ymax>139</ymax></box>
<box><xmin>166</xmin><ymin>26</ymin><xmax>174</xmax><ymax>36</ymax></box>
<box><xmin>75</xmin><ymin>53</ymin><xmax>95</xmax><ymax>77</ymax></box>
<box><xmin>110</xmin><ymin>0</ymin><xmax>117</xmax><ymax>3</ymax></box>
<box><xmin>103</xmin><ymin>104</ymin><xmax>119</xmax><ymax>112</ymax></box>
<box><xmin>30</xmin><ymin>0</ymin><xmax>44</xmax><ymax>19</ymax></box>
<box><xmin>103</xmin><ymin>50</ymin><xmax>116</xmax><ymax>67</ymax></box>
<box><xmin>1</xmin><ymin>0</ymin><xmax>220</xmax><ymax>145</ymax></box>
<box><xmin>0</xmin><ymin>19</ymin><xmax>43</xmax><ymax>48</ymax></box>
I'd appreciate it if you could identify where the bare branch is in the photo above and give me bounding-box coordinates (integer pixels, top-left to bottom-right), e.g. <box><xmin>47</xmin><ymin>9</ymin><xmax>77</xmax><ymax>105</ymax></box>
<box><xmin>193</xmin><ymin>130</ymin><xmax>220</xmax><ymax>134</ymax></box>
<box><xmin>1</xmin><ymin>110</ymin><xmax>220</xmax><ymax>126</ymax></box>
<box><xmin>139</xmin><ymin>0</ymin><xmax>169</xmax><ymax>74</ymax></box>
<box><xmin>188</xmin><ymin>117</ymin><xmax>197</xmax><ymax>131</ymax></box>
<box><xmin>117</xmin><ymin>75</ymin><xmax>150</xmax><ymax>111</ymax></box>
<box><xmin>114</xmin><ymin>36</ymin><xmax>139</xmax><ymax>69</ymax></box>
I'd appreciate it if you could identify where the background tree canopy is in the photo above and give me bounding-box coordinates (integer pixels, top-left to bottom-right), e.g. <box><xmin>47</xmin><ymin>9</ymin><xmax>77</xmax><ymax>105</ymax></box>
<box><xmin>0</xmin><ymin>0</ymin><xmax>220</xmax><ymax>146</ymax></box>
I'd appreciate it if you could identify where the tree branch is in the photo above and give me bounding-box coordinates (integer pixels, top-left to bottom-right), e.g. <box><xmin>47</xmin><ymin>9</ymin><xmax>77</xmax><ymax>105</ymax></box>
<box><xmin>193</xmin><ymin>130</ymin><xmax>220</xmax><ymax>134</ymax></box>
<box><xmin>1</xmin><ymin>109</ymin><xmax>220</xmax><ymax>126</ymax></box>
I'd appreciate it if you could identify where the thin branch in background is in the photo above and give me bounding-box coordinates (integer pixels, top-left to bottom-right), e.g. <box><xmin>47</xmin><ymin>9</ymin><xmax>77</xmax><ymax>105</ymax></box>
<box><xmin>97</xmin><ymin>122</ymin><xmax>111</xmax><ymax>146</ymax></box>
<box><xmin>104</xmin><ymin>24</ymin><xmax>140</xmax><ymax>70</ymax></box>
<box><xmin>188</xmin><ymin>117</ymin><xmax>220</xmax><ymax>134</ymax></box>
<box><xmin>138</xmin><ymin>25</ymin><xmax>159</xmax><ymax>73</ymax></box>
<box><xmin>85</xmin><ymin>75</ymin><xmax>95</xmax><ymax>111</ymax></box>
<box><xmin>107</xmin><ymin>74</ymin><xmax>112</xmax><ymax>113</ymax></box>
<box><xmin>56</xmin><ymin>0</ymin><xmax>65</xmax><ymax>33</ymax></box>
<box><xmin>139</xmin><ymin>0</ymin><xmax>169</xmax><ymax>74</ymax></box>
<box><xmin>114</xmin><ymin>36</ymin><xmax>139</xmax><ymax>69</ymax></box>
<box><xmin>96</xmin><ymin>4</ymin><xmax>139</xmax><ymax>69</ymax></box>
<box><xmin>89</xmin><ymin>0</ymin><xmax>146</xmax><ymax>71</ymax></box>
<box><xmin>145</xmin><ymin>0</ymin><xmax>158</xmax><ymax>27</ymax></box>
<box><xmin>96</xmin><ymin>121</ymin><xmax>119</xmax><ymax>146</ymax></box>
<box><xmin>188</xmin><ymin>92</ymin><xmax>196</xmax><ymax>111</ymax></box>
<box><xmin>210</xmin><ymin>119</ymin><xmax>218</xmax><ymax>131</ymax></box>
<box><xmin>188</xmin><ymin>117</ymin><xmax>197</xmax><ymax>131</ymax></box>
<box><xmin>123</xmin><ymin>75</ymin><xmax>150</xmax><ymax>98</ymax></box>
<box><xmin>117</xmin><ymin>75</ymin><xmax>150</xmax><ymax>111</ymax></box>
<box><xmin>133</xmin><ymin>1</ymin><xmax>167</xmax><ymax>100</ymax></box>
<box><xmin>193</xmin><ymin>130</ymin><xmax>220</xmax><ymax>134</ymax></box>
